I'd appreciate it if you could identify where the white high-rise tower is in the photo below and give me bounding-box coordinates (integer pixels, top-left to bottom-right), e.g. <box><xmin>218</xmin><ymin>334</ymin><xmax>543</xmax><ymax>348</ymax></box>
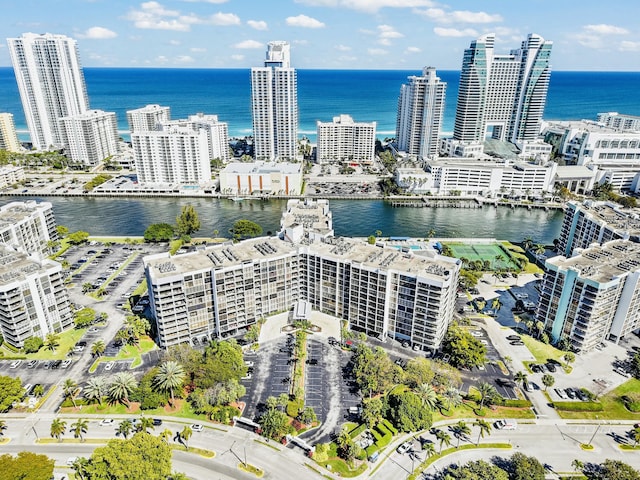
<box><xmin>251</xmin><ymin>41</ymin><xmax>298</xmax><ymax>161</ymax></box>
<box><xmin>7</xmin><ymin>33</ymin><xmax>90</xmax><ymax>150</ymax></box>
<box><xmin>453</xmin><ymin>33</ymin><xmax>552</xmax><ymax>145</ymax></box>
<box><xmin>396</xmin><ymin>67</ymin><xmax>447</xmax><ymax>159</ymax></box>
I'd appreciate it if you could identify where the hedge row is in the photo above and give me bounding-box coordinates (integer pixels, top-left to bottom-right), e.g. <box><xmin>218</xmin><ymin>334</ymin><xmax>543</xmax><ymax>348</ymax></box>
<box><xmin>349</xmin><ymin>423</ymin><xmax>367</xmax><ymax>439</ymax></box>
<box><xmin>552</xmin><ymin>401</ymin><xmax>603</xmax><ymax>412</ymax></box>
<box><xmin>381</xmin><ymin>418</ymin><xmax>398</xmax><ymax>435</ymax></box>
<box><xmin>503</xmin><ymin>399</ymin><xmax>532</xmax><ymax>408</ymax></box>
<box><xmin>365</xmin><ymin>422</ymin><xmax>394</xmax><ymax>457</ymax></box>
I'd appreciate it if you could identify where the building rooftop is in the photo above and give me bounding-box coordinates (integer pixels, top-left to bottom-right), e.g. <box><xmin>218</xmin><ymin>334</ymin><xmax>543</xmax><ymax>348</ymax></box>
<box><xmin>0</xmin><ymin>201</ymin><xmax>49</xmax><ymax>230</ymax></box>
<box><xmin>550</xmin><ymin>240</ymin><xmax>640</xmax><ymax>283</ymax></box>
<box><xmin>428</xmin><ymin>157</ymin><xmax>547</xmax><ymax>171</ymax></box>
<box><xmin>280</xmin><ymin>199</ymin><xmax>333</xmax><ymax>235</ymax></box>
<box><xmin>222</xmin><ymin>161</ymin><xmax>302</xmax><ymax>175</ymax></box>
<box><xmin>0</xmin><ymin>246</ymin><xmax>56</xmax><ymax>285</ymax></box>
<box><xmin>572</xmin><ymin>200</ymin><xmax>640</xmax><ymax>240</ymax></box>
<box><xmin>545</xmin><ymin>119</ymin><xmax>640</xmax><ymax>135</ymax></box>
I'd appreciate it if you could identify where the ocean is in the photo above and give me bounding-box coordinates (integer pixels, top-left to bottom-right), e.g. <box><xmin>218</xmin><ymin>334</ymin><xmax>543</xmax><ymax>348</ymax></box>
<box><xmin>2</xmin><ymin>68</ymin><xmax>640</xmax><ymax>142</ymax></box>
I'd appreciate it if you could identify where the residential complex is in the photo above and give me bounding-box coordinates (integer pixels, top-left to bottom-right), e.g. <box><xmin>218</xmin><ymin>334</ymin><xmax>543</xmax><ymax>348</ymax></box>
<box><xmin>537</xmin><ymin>240</ymin><xmax>640</xmax><ymax>352</ymax></box>
<box><xmin>0</xmin><ymin>166</ymin><xmax>25</xmax><ymax>190</ymax></box>
<box><xmin>218</xmin><ymin>161</ymin><xmax>303</xmax><ymax>196</ymax></box>
<box><xmin>144</xmin><ymin>200</ymin><xmax>460</xmax><ymax>350</ymax></box>
<box><xmin>396</xmin><ymin>67</ymin><xmax>446</xmax><ymax>159</ymax></box>
<box><xmin>557</xmin><ymin>200</ymin><xmax>640</xmax><ymax>258</ymax></box>
<box><xmin>597</xmin><ymin>112</ymin><xmax>640</xmax><ymax>132</ymax></box>
<box><xmin>451</xmin><ymin>33</ymin><xmax>552</xmax><ymax>150</ymax></box>
<box><xmin>0</xmin><ymin>245</ymin><xmax>72</xmax><ymax>349</ymax></box>
<box><xmin>58</xmin><ymin>109</ymin><xmax>119</xmax><ymax>166</ymax></box>
<box><xmin>278</xmin><ymin>199</ymin><xmax>334</xmax><ymax>244</ymax></box>
<box><xmin>316</xmin><ymin>114</ymin><xmax>376</xmax><ymax>164</ymax></box>
<box><xmin>0</xmin><ymin>201</ymin><xmax>58</xmax><ymax>255</ymax></box>
<box><xmin>251</xmin><ymin>41</ymin><xmax>298</xmax><ymax>161</ymax></box>
<box><xmin>7</xmin><ymin>33</ymin><xmax>89</xmax><ymax>150</ymax></box>
<box><xmin>126</xmin><ymin>104</ymin><xmax>171</xmax><ymax>133</ymax></box>
<box><xmin>0</xmin><ymin>113</ymin><xmax>22</xmax><ymax>152</ymax></box>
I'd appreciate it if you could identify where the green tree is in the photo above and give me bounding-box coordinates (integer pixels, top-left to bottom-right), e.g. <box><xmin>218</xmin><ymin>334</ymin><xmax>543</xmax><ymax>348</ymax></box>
<box><xmin>75</xmin><ymin>307</ymin><xmax>96</xmax><ymax>327</ymax></box>
<box><xmin>0</xmin><ymin>451</ymin><xmax>55</xmax><ymax>480</ymax></box>
<box><xmin>84</xmin><ymin>377</ymin><xmax>106</xmax><ymax>405</ymax></box>
<box><xmin>116</xmin><ymin>419</ymin><xmax>133</xmax><ymax>439</ymax></box>
<box><xmin>176</xmin><ymin>205</ymin><xmax>201</xmax><ymax>236</ymax></box>
<box><xmin>572</xmin><ymin>459</ymin><xmax>584</xmax><ymax>472</ymax></box>
<box><xmin>585</xmin><ymin>460</ymin><xmax>640</xmax><ymax>480</ymax></box>
<box><xmin>32</xmin><ymin>384</ymin><xmax>44</xmax><ymax>397</ymax></box>
<box><xmin>441</xmin><ymin>460</ymin><xmax>509</xmax><ymax>480</ymax></box>
<box><xmin>153</xmin><ymin>360</ymin><xmax>185</xmax><ymax>406</ymax></box>
<box><xmin>245</xmin><ymin>324</ymin><xmax>260</xmax><ymax>343</ymax></box>
<box><xmin>229</xmin><ymin>219</ymin><xmax>263</xmax><ymax>241</ymax></box>
<box><xmin>67</xmin><ymin>231</ymin><xmax>90</xmax><ymax>245</ymax></box>
<box><xmin>452</xmin><ymin>420</ymin><xmax>471</xmax><ymax>448</ymax></box>
<box><xmin>474</xmin><ymin>418</ymin><xmax>492</xmax><ymax>446</ymax></box>
<box><xmin>63</xmin><ymin>378</ymin><xmax>79</xmax><ymax>408</ymax></box>
<box><xmin>159</xmin><ymin>428</ymin><xmax>172</xmax><ymax>444</ymax></box>
<box><xmin>136</xmin><ymin>416</ymin><xmax>155</xmax><ymax>434</ymax></box>
<box><xmin>403</xmin><ymin>357</ymin><xmax>435</xmax><ymax>388</ymax></box>
<box><xmin>71</xmin><ymin>418</ymin><xmax>89</xmax><ymax>442</ymax></box>
<box><xmin>56</xmin><ymin>225</ymin><xmax>69</xmax><ymax>238</ymax></box>
<box><xmin>441</xmin><ymin>386</ymin><xmax>463</xmax><ymax>413</ymax></box>
<box><xmin>23</xmin><ymin>336</ymin><xmax>44</xmax><ymax>353</ymax></box>
<box><xmin>81</xmin><ymin>432</ymin><xmax>172</xmax><ymax>480</ymax></box>
<box><xmin>509</xmin><ymin>452</ymin><xmax>546</xmax><ymax>480</ymax></box>
<box><xmin>193</xmin><ymin>340</ymin><xmax>247</xmax><ymax>388</ymax></box>
<box><xmin>0</xmin><ymin>376</ymin><xmax>25</xmax><ymax>412</ymax></box>
<box><xmin>179</xmin><ymin>425</ymin><xmax>193</xmax><ymax>450</ymax></box>
<box><xmin>108</xmin><ymin>372</ymin><xmax>138</xmax><ymax>406</ymax></box>
<box><xmin>564</xmin><ymin>352</ymin><xmax>576</xmax><ymax>365</ymax></box>
<box><xmin>422</xmin><ymin>441</ymin><xmax>436</xmax><ymax>458</ymax></box>
<box><xmin>631</xmin><ymin>352</ymin><xmax>640</xmax><ymax>379</ymax></box>
<box><xmin>44</xmin><ymin>333</ymin><xmax>60</xmax><ymax>352</ymax></box>
<box><xmin>385</xmin><ymin>390</ymin><xmax>433</xmax><ymax>432</ymax></box>
<box><xmin>351</xmin><ymin>344</ymin><xmax>394</xmax><ymax>398</ymax></box>
<box><xmin>434</xmin><ymin>429</ymin><xmax>451</xmax><ymax>454</ymax></box>
<box><xmin>476</xmin><ymin>382</ymin><xmax>499</xmax><ymax>409</ymax></box>
<box><xmin>50</xmin><ymin>418</ymin><xmax>67</xmax><ymax>442</ymax></box>
<box><xmin>442</xmin><ymin>323</ymin><xmax>487</xmax><ymax>369</ymax></box>
<box><xmin>514</xmin><ymin>371</ymin><xmax>528</xmax><ymax>389</ymax></box>
<box><xmin>91</xmin><ymin>340</ymin><xmax>106</xmax><ymax>357</ymax></box>
<box><xmin>144</xmin><ymin>223</ymin><xmax>175</xmax><ymax>242</ymax></box>
<box><xmin>415</xmin><ymin>383</ymin><xmax>438</xmax><ymax>410</ymax></box>
<box><xmin>361</xmin><ymin>397</ymin><xmax>384</xmax><ymax>428</ymax></box>
<box><xmin>259</xmin><ymin>408</ymin><xmax>289</xmax><ymax>440</ymax></box>
<box><xmin>631</xmin><ymin>427</ymin><xmax>640</xmax><ymax>447</ymax></box>
<box><xmin>367</xmin><ymin>235</ymin><xmax>376</xmax><ymax>245</ymax></box>
<box><xmin>541</xmin><ymin>373</ymin><xmax>555</xmax><ymax>391</ymax></box>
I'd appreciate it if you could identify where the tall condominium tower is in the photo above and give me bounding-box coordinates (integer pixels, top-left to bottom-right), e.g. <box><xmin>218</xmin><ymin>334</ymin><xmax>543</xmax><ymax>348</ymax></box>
<box><xmin>127</xmin><ymin>104</ymin><xmax>171</xmax><ymax>133</ymax></box>
<box><xmin>7</xmin><ymin>33</ymin><xmax>90</xmax><ymax>150</ymax></box>
<box><xmin>396</xmin><ymin>67</ymin><xmax>447</xmax><ymax>159</ymax></box>
<box><xmin>251</xmin><ymin>41</ymin><xmax>298</xmax><ymax>161</ymax></box>
<box><xmin>0</xmin><ymin>113</ymin><xmax>22</xmax><ymax>152</ymax></box>
<box><xmin>59</xmin><ymin>110</ymin><xmax>119</xmax><ymax>166</ymax></box>
<box><xmin>453</xmin><ymin>33</ymin><xmax>552</xmax><ymax>145</ymax></box>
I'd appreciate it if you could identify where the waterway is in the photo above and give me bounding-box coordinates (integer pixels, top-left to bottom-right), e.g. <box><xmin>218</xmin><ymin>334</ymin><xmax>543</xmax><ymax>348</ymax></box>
<box><xmin>3</xmin><ymin>196</ymin><xmax>563</xmax><ymax>244</ymax></box>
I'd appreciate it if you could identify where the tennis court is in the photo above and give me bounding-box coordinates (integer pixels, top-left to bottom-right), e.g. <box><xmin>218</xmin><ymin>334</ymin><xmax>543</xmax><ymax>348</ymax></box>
<box><xmin>445</xmin><ymin>243</ymin><xmax>517</xmax><ymax>270</ymax></box>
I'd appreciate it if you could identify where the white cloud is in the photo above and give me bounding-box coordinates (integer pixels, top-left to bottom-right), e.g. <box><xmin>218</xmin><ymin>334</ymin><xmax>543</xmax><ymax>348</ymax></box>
<box><xmin>182</xmin><ymin>0</ymin><xmax>228</xmax><ymax>3</ymax></box>
<box><xmin>247</xmin><ymin>20</ymin><xmax>268</xmax><ymax>30</ymax></box>
<box><xmin>405</xmin><ymin>46</ymin><xmax>421</xmax><ymax>53</ymax></box>
<box><xmin>125</xmin><ymin>2</ymin><xmax>198</xmax><ymax>31</ymax></box>
<box><xmin>417</xmin><ymin>8</ymin><xmax>502</xmax><ymax>24</ymax></box>
<box><xmin>231</xmin><ymin>54</ymin><xmax>245</xmax><ymax>60</ymax></box>
<box><xmin>286</xmin><ymin>14</ymin><xmax>325</xmax><ymax>28</ymax></box>
<box><xmin>620</xmin><ymin>40</ymin><xmax>640</xmax><ymax>52</ymax></box>
<box><xmin>377</xmin><ymin>24</ymin><xmax>403</xmax><ymax>45</ymax></box>
<box><xmin>155</xmin><ymin>55</ymin><xmax>169</xmax><ymax>63</ymax></box>
<box><xmin>295</xmin><ymin>0</ymin><xmax>434</xmax><ymax>13</ymax></box>
<box><xmin>584</xmin><ymin>24</ymin><xmax>629</xmax><ymax>35</ymax></box>
<box><xmin>175</xmin><ymin>55</ymin><xmax>195</xmax><ymax>63</ymax></box>
<box><xmin>335</xmin><ymin>44</ymin><xmax>351</xmax><ymax>51</ymax></box>
<box><xmin>293</xmin><ymin>39</ymin><xmax>309</xmax><ymax>45</ymax></box>
<box><xmin>209</xmin><ymin>12</ymin><xmax>240</xmax><ymax>26</ymax></box>
<box><xmin>368</xmin><ymin>48</ymin><xmax>388</xmax><ymax>55</ymax></box>
<box><xmin>169</xmin><ymin>39</ymin><xmax>181</xmax><ymax>45</ymax></box>
<box><xmin>190</xmin><ymin>47</ymin><xmax>206</xmax><ymax>52</ymax></box>
<box><xmin>434</xmin><ymin>27</ymin><xmax>478</xmax><ymax>37</ymax></box>
<box><xmin>77</xmin><ymin>26</ymin><xmax>118</xmax><ymax>39</ymax></box>
<box><xmin>234</xmin><ymin>39</ymin><xmax>263</xmax><ymax>49</ymax></box>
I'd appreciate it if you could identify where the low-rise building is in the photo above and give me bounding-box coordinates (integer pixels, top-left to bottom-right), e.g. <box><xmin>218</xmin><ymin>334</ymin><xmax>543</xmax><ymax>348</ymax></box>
<box><xmin>0</xmin><ymin>201</ymin><xmax>58</xmax><ymax>254</ymax></box>
<box><xmin>316</xmin><ymin>114</ymin><xmax>376</xmax><ymax>165</ymax></box>
<box><xmin>0</xmin><ymin>245</ymin><xmax>72</xmax><ymax>349</ymax></box>
<box><xmin>537</xmin><ymin>240</ymin><xmax>640</xmax><ymax>352</ymax></box>
<box><xmin>0</xmin><ymin>165</ymin><xmax>25</xmax><ymax>189</ymax></box>
<box><xmin>58</xmin><ymin>109</ymin><xmax>119</xmax><ymax>166</ymax></box>
<box><xmin>597</xmin><ymin>112</ymin><xmax>640</xmax><ymax>132</ymax></box>
<box><xmin>278</xmin><ymin>198</ymin><xmax>334</xmax><ymax>243</ymax></box>
<box><xmin>219</xmin><ymin>161</ymin><xmax>303</xmax><ymax>196</ymax></box>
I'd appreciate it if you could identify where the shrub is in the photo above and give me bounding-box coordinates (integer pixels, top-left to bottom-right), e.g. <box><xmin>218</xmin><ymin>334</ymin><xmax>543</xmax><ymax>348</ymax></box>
<box><xmin>286</xmin><ymin>399</ymin><xmax>303</xmax><ymax>418</ymax></box>
<box><xmin>23</xmin><ymin>336</ymin><xmax>43</xmax><ymax>353</ymax></box>
<box><xmin>382</xmin><ymin>418</ymin><xmax>398</xmax><ymax>435</ymax></box>
<box><xmin>552</xmin><ymin>401</ymin><xmax>603</xmax><ymax>412</ymax></box>
<box><xmin>349</xmin><ymin>423</ymin><xmax>367</xmax><ymax>439</ymax></box>
<box><xmin>370</xmin><ymin>427</ymin><xmax>382</xmax><ymax>442</ymax></box>
<box><xmin>503</xmin><ymin>399</ymin><xmax>532</xmax><ymax>408</ymax></box>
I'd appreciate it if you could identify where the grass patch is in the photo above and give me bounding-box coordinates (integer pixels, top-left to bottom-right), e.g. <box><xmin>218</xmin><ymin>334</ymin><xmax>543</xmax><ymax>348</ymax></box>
<box><xmin>170</xmin><ymin>444</ymin><xmax>215</xmax><ymax>458</ymax></box>
<box><xmin>169</xmin><ymin>240</ymin><xmax>183</xmax><ymax>255</ymax></box>
<box><xmin>580</xmin><ymin>443</ymin><xmax>594</xmax><ymax>451</ymax></box>
<box><xmin>0</xmin><ymin>438</ymin><xmax>9</xmax><ymax>445</ymax></box>
<box><xmin>132</xmin><ymin>279</ymin><xmax>148</xmax><ymax>298</ymax></box>
<box><xmin>13</xmin><ymin>327</ymin><xmax>88</xmax><ymax>360</ymax></box>
<box><xmin>238</xmin><ymin>463</ymin><xmax>264</xmax><ymax>478</ymax></box>
<box><xmin>37</xmin><ymin>438</ymin><xmax>107</xmax><ymax>444</ymax></box>
<box><xmin>520</xmin><ymin>335</ymin><xmax>565</xmax><ymax>364</ymax></box>
<box><xmin>254</xmin><ymin>438</ymin><xmax>281</xmax><ymax>451</ymax></box>
<box><xmin>620</xmin><ymin>444</ymin><xmax>640</xmax><ymax>450</ymax></box>
<box><xmin>90</xmin><ymin>336</ymin><xmax>158</xmax><ymax>372</ymax></box>
<box><xmin>557</xmin><ymin>378</ymin><xmax>640</xmax><ymax>420</ymax></box>
<box><xmin>320</xmin><ymin>459</ymin><xmax>367</xmax><ymax>478</ymax></box>
<box><xmin>305</xmin><ymin>463</ymin><xmax>332</xmax><ymax>479</ymax></box>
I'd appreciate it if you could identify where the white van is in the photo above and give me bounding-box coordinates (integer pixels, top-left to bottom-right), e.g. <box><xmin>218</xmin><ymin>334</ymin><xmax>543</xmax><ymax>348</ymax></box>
<box><xmin>494</xmin><ymin>419</ymin><xmax>517</xmax><ymax>430</ymax></box>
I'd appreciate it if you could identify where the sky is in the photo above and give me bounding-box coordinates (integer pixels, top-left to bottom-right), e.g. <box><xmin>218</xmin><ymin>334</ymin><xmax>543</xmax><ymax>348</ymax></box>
<box><xmin>1</xmin><ymin>0</ymin><xmax>640</xmax><ymax>70</ymax></box>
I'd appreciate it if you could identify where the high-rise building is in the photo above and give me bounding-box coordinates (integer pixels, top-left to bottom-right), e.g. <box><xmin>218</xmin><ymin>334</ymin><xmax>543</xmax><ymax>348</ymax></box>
<box><xmin>0</xmin><ymin>113</ymin><xmax>22</xmax><ymax>152</ymax></box>
<box><xmin>7</xmin><ymin>33</ymin><xmax>89</xmax><ymax>150</ymax></box>
<box><xmin>0</xmin><ymin>201</ymin><xmax>58</xmax><ymax>255</ymax></box>
<box><xmin>453</xmin><ymin>33</ymin><xmax>552</xmax><ymax>146</ymax></box>
<box><xmin>597</xmin><ymin>112</ymin><xmax>640</xmax><ymax>132</ymax></box>
<box><xmin>0</xmin><ymin>245</ymin><xmax>72</xmax><ymax>349</ymax></box>
<box><xmin>59</xmin><ymin>109</ymin><xmax>119</xmax><ymax>166</ymax></box>
<box><xmin>127</xmin><ymin>104</ymin><xmax>171</xmax><ymax>133</ymax></box>
<box><xmin>537</xmin><ymin>240</ymin><xmax>640</xmax><ymax>352</ymax></box>
<box><xmin>316</xmin><ymin>114</ymin><xmax>376</xmax><ymax>164</ymax></box>
<box><xmin>396</xmin><ymin>67</ymin><xmax>447</xmax><ymax>159</ymax></box>
<box><xmin>251</xmin><ymin>41</ymin><xmax>298</xmax><ymax>161</ymax></box>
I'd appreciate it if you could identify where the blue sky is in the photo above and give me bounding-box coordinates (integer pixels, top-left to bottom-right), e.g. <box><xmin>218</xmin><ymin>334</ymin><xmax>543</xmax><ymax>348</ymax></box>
<box><xmin>2</xmin><ymin>0</ymin><xmax>640</xmax><ymax>70</ymax></box>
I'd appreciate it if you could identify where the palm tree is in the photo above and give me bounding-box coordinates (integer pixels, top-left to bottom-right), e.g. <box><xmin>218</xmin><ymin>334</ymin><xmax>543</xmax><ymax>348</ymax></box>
<box><xmin>71</xmin><ymin>418</ymin><xmax>89</xmax><ymax>442</ymax></box>
<box><xmin>50</xmin><ymin>418</ymin><xmax>67</xmax><ymax>442</ymax></box>
<box><xmin>91</xmin><ymin>340</ymin><xmax>106</xmax><ymax>357</ymax></box>
<box><xmin>491</xmin><ymin>297</ymin><xmax>502</xmax><ymax>311</ymax></box>
<box><xmin>434</xmin><ymin>429</ymin><xmax>451</xmax><ymax>454</ymax></box>
<box><xmin>108</xmin><ymin>372</ymin><xmax>138</xmax><ymax>406</ymax></box>
<box><xmin>0</xmin><ymin>420</ymin><xmax>6</xmax><ymax>437</ymax></box>
<box><xmin>534</xmin><ymin>244</ymin><xmax>546</xmax><ymax>256</ymax></box>
<box><xmin>522</xmin><ymin>238</ymin><xmax>534</xmax><ymax>252</ymax></box>
<box><xmin>277</xmin><ymin>393</ymin><xmax>290</xmax><ymax>410</ymax></box>
<box><xmin>631</xmin><ymin>427</ymin><xmax>640</xmax><ymax>447</ymax></box>
<box><xmin>136</xmin><ymin>416</ymin><xmax>155</xmax><ymax>433</ymax></box>
<box><xmin>541</xmin><ymin>374</ymin><xmax>555</xmax><ymax>391</ymax></box>
<box><xmin>32</xmin><ymin>384</ymin><xmax>44</xmax><ymax>397</ymax></box>
<box><xmin>476</xmin><ymin>382</ymin><xmax>497</xmax><ymax>409</ymax></box>
<box><xmin>571</xmin><ymin>459</ymin><xmax>584</xmax><ymax>473</ymax></box>
<box><xmin>153</xmin><ymin>361</ymin><xmax>185</xmax><ymax>406</ymax></box>
<box><xmin>84</xmin><ymin>377</ymin><xmax>106</xmax><ymax>405</ymax></box>
<box><xmin>474</xmin><ymin>419</ymin><xmax>492</xmax><ymax>446</ymax></box>
<box><xmin>159</xmin><ymin>428</ymin><xmax>172</xmax><ymax>443</ymax></box>
<box><xmin>514</xmin><ymin>371</ymin><xmax>528</xmax><ymax>389</ymax></box>
<box><xmin>494</xmin><ymin>254</ymin><xmax>505</xmax><ymax>268</ymax></box>
<box><xmin>422</xmin><ymin>441</ymin><xmax>436</xmax><ymax>459</ymax></box>
<box><xmin>265</xmin><ymin>396</ymin><xmax>278</xmax><ymax>411</ymax></box>
<box><xmin>116</xmin><ymin>419</ymin><xmax>133</xmax><ymax>439</ymax></box>
<box><xmin>44</xmin><ymin>333</ymin><xmax>60</xmax><ymax>352</ymax></box>
<box><xmin>415</xmin><ymin>383</ymin><xmax>438</xmax><ymax>410</ymax></box>
<box><xmin>63</xmin><ymin>378</ymin><xmax>79</xmax><ymax>408</ymax></box>
<box><xmin>453</xmin><ymin>420</ymin><xmax>471</xmax><ymax>448</ymax></box>
<box><xmin>180</xmin><ymin>425</ymin><xmax>193</xmax><ymax>450</ymax></box>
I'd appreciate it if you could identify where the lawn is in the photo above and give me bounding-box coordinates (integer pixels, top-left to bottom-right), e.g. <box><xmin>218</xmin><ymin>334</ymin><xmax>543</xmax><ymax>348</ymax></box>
<box><xmin>6</xmin><ymin>327</ymin><xmax>88</xmax><ymax>360</ymax></box>
<box><xmin>90</xmin><ymin>336</ymin><xmax>157</xmax><ymax>372</ymax></box>
<box><xmin>520</xmin><ymin>334</ymin><xmax>566</xmax><ymax>364</ymax></box>
<box><xmin>557</xmin><ymin>378</ymin><xmax>640</xmax><ymax>421</ymax></box>
<box><xmin>445</xmin><ymin>242</ymin><xmax>519</xmax><ymax>270</ymax></box>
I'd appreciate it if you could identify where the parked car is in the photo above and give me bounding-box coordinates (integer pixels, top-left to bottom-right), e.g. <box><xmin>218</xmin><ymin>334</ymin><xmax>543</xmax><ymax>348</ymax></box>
<box><xmin>615</xmin><ymin>367</ymin><xmax>631</xmax><ymax>378</ymax></box>
<box><xmin>61</xmin><ymin>359</ymin><xmax>72</xmax><ymax>369</ymax></box>
<box><xmin>152</xmin><ymin>418</ymin><xmax>163</xmax><ymax>426</ymax></box>
<box><xmin>494</xmin><ymin>419</ymin><xmax>517</xmax><ymax>430</ymax></box>
<box><xmin>396</xmin><ymin>441</ymin><xmax>413</xmax><ymax>454</ymax></box>
<box><xmin>99</xmin><ymin>419</ymin><xmax>114</xmax><ymax>426</ymax></box>
<box><xmin>506</xmin><ymin>335</ymin><xmax>521</xmax><ymax>341</ymax></box>
<box><xmin>27</xmin><ymin>360</ymin><xmax>38</xmax><ymax>368</ymax></box>
<box><xmin>104</xmin><ymin>361</ymin><xmax>115</xmax><ymax>371</ymax></box>
<box><xmin>555</xmin><ymin>388</ymin><xmax>568</xmax><ymax>399</ymax></box>
<box><xmin>9</xmin><ymin>360</ymin><xmax>21</xmax><ymax>369</ymax></box>
<box><xmin>546</xmin><ymin>363</ymin><xmax>557</xmax><ymax>373</ymax></box>
<box><xmin>565</xmin><ymin>388</ymin><xmax>576</xmax><ymax>399</ymax></box>
<box><xmin>510</xmin><ymin>340</ymin><xmax>525</xmax><ymax>346</ymax></box>
<box><xmin>191</xmin><ymin>424</ymin><xmax>204</xmax><ymax>432</ymax></box>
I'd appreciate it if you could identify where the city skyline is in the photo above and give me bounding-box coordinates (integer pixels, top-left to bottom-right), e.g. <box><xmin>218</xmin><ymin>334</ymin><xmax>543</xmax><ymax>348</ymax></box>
<box><xmin>1</xmin><ymin>1</ymin><xmax>639</xmax><ymax>71</ymax></box>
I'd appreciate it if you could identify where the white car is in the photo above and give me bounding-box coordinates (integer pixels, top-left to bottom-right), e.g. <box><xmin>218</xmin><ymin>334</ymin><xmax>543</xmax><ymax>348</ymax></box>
<box><xmin>191</xmin><ymin>424</ymin><xmax>203</xmax><ymax>432</ymax></box>
<box><xmin>99</xmin><ymin>419</ymin><xmax>114</xmax><ymax>426</ymax></box>
<box><xmin>66</xmin><ymin>456</ymin><xmax>78</xmax><ymax>466</ymax></box>
<box><xmin>9</xmin><ymin>360</ymin><xmax>21</xmax><ymax>369</ymax></box>
<box><xmin>104</xmin><ymin>361</ymin><xmax>115</xmax><ymax>371</ymax></box>
<box><xmin>244</xmin><ymin>360</ymin><xmax>254</xmax><ymax>367</ymax></box>
<box><xmin>61</xmin><ymin>359</ymin><xmax>72</xmax><ymax>369</ymax></box>
<box><xmin>396</xmin><ymin>441</ymin><xmax>412</xmax><ymax>454</ymax></box>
